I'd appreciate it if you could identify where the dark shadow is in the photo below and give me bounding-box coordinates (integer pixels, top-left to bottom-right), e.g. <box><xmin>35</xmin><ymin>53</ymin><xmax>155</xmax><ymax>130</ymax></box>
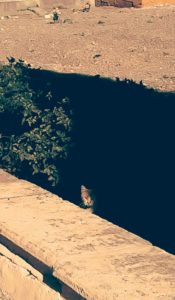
<box><xmin>7</xmin><ymin>68</ymin><xmax>175</xmax><ymax>254</ymax></box>
<box><xmin>0</xmin><ymin>234</ymin><xmax>55</xmax><ymax>278</ymax></box>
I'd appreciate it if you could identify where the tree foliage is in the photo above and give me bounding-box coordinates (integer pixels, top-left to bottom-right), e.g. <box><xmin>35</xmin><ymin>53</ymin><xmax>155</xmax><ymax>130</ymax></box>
<box><xmin>0</xmin><ymin>58</ymin><xmax>73</xmax><ymax>186</ymax></box>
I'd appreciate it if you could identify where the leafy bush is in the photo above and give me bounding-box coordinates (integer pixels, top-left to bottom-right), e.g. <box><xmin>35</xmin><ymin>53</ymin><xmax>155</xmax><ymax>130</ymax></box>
<box><xmin>0</xmin><ymin>58</ymin><xmax>73</xmax><ymax>186</ymax></box>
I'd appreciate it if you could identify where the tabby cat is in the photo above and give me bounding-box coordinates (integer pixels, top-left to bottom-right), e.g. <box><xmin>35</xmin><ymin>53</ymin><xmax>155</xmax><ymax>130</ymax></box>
<box><xmin>80</xmin><ymin>185</ymin><xmax>96</xmax><ymax>213</ymax></box>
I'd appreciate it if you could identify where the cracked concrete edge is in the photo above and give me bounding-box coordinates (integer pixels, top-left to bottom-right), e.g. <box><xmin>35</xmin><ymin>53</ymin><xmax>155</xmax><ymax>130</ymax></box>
<box><xmin>0</xmin><ymin>244</ymin><xmax>63</xmax><ymax>300</ymax></box>
<box><xmin>0</xmin><ymin>244</ymin><xmax>43</xmax><ymax>281</ymax></box>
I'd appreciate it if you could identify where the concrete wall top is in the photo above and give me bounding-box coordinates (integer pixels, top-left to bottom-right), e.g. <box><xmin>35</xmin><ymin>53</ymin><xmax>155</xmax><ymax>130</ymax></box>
<box><xmin>0</xmin><ymin>0</ymin><xmax>37</xmax><ymax>16</ymax></box>
<box><xmin>0</xmin><ymin>169</ymin><xmax>175</xmax><ymax>300</ymax></box>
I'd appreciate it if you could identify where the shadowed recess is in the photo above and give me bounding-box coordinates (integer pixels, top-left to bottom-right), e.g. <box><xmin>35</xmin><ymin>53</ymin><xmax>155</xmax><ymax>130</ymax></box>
<box><xmin>1</xmin><ymin>67</ymin><xmax>175</xmax><ymax>254</ymax></box>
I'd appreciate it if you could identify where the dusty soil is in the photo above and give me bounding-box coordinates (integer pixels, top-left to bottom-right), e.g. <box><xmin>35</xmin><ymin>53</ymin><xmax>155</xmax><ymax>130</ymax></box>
<box><xmin>0</xmin><ymin>5</ymin><xmax>175</xmax><ymax>91</ymax></box>
<box><xmin>0</xmin><ymin>290</ymin><xmax>11</xmax><ymax>300</ymax></box>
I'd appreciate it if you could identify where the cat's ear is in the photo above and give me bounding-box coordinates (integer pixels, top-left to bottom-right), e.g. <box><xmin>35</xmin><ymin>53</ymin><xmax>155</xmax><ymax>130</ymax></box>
<box><xmin>81</xmin><ymin>185</ymin><xmax>87</xmax><ymax>191</ymax></box>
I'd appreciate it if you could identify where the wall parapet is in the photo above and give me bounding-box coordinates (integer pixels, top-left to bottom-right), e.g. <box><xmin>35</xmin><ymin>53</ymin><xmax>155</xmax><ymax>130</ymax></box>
<box><xmin>0</xmin><ymin>169</ymin><xmax>175</xmax><ymax>300</ymax></box>
<box><xmin>0</xmin><ymin>0</ymin><xmax>37</xmax><ymax>16</ymax></box>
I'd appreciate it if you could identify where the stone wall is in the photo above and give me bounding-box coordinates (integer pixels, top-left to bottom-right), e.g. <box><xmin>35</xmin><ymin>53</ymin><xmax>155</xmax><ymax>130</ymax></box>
<box><xmin>0</xmin><ymin>169</ymin><xmax>175</xmax><ymax>300</ymax></box>
<box><xmin>95</xmin><ymin>0</ymin><xmax>141</xmax><ymax>7</ymax></box>
<box><xmin>0</xmin><ymin>0</ymin><xmax>37</xmax><ymax>16</ymax></box>
<box><xmin>95</xmin><ymin>0</ymin><xmax>174</xmax><ymax>7</ymax></box>
<box><xmin>0</xmin><ymin>244</ymin><xmax>63</xmax><ymax>300</ymax></box>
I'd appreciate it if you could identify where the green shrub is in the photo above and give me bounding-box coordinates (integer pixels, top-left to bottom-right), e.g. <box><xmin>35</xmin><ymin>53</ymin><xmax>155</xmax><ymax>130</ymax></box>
<box><xmin>0</xmin><ymin>58</ymin><xmax>73</xmax><ymax>186</ymax></box>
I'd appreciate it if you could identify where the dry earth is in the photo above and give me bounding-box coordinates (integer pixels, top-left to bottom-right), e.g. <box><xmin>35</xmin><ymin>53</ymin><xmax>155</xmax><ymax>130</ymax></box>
<box><xmin>0</xmin><ymin>5</ymin><xmax>175</xmax><ymax>91</ymax></box>
<box><xmin>0</xmin><ymin>290</ymin><xmax>11</xmax><ymax>300</ymax></box>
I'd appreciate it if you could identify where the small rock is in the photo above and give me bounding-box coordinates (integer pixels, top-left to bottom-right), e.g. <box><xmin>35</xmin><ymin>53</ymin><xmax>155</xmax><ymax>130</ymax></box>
<box><xmin>163</xmin><ymin>52</ymin><xmax>169</xmax><ymax>56</ymax></box>
<box><xmin>44</xmin><ymin>14</ymin><xmax>52</xmax><ymax>19</ymax></box>
<box><xmin>72</xmin><ymin>8</ymin><xmax>79</xmax><ymax>13</ymax></box>
<box><xmin>147</xmin><ymin>19</ymin><xmax>153</xmax><ymax>23</ymax></box>
<box><xmin>57</xmin><ymin>4</ymin><xmax>67</xmax><ymax>9</ymax></box>
<box><xmin>63</xmin><ymin>18</ymin><xmax>73</xmax><ymax>24</ymax></box>
<box><xmin>1</xmin><ymin>16</ymin><xmax>11</xmax><ymax>20</ymax></box>
<box><xmin>162</xmin><ymin>75</ymin><xmax>169</xmax><ymax>79</ymax></box>
<box><xmin>128</xmin><ymin>47</ymin><xmax>137</xmax><ymax>52</ymax></box>
<box><xmin>98</xmin><ymin>20</ymin><xmax>105</xmax><ymax>25</ymax></box>
<box><xmin>93</xmin><ymin>54</ymin><xmax>101</xmax><ymax>59</ymax></box>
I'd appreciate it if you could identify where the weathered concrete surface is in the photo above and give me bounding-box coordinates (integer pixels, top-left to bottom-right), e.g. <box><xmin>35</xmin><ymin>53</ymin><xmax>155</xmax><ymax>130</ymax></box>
<box><xmin>0</xmin><ymin>244</ymin><xmax>63</xmax><ymax>300</ymax></box>
<box><xmin>0</xmin><ymin>169</ymin><xmax>175</xmax><ymax>300</ymax></box>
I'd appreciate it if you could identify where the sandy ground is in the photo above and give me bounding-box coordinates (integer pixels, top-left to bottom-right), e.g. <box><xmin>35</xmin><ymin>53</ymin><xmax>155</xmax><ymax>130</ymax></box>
<box><xmin>0</xmin><ymin>290</ymin><xmax>11</xmax><ymax>300</ymax></box>
<box><xmin>0</xmin><ymin>5</ymin><xmax>175</xmax><ymax>91</ymax></box>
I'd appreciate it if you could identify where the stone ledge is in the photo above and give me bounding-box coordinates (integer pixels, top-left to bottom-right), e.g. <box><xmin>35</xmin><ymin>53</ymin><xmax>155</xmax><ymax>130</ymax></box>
<box><xmin>0</xmin><ymin>169</ymin><xmax>175</xmax><ymax>300</ymax></box>
<box><xmin>0</xmin><ymin>0</ymin><xmax>37</xmax><ymax>16</ymax></box>
<box><xmin>0</xmin><ymin>244</ymin><xmax>63</xmax><ymax>300</ymax></box>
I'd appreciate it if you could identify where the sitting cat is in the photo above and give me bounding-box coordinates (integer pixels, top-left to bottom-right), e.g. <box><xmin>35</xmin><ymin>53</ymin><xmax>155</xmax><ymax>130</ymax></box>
<box><xmin>80</xmin><ymin>185</ymin><xmax>96</xmax><ymax>213</ymax></box>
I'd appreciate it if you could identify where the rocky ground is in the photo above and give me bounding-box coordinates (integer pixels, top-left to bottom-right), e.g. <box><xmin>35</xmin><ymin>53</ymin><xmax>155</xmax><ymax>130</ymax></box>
<box><xmin>0</xmin><ymin>4</ymin><xmax>175</xmax><ymax>91</ymax></box>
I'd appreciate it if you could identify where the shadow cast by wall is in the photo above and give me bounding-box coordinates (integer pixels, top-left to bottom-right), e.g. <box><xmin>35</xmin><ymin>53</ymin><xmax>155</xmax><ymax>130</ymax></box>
<box><xmin>29</xmin><ymin>69</ymin><xmax>175</xmax><ymax>254</ymax></box>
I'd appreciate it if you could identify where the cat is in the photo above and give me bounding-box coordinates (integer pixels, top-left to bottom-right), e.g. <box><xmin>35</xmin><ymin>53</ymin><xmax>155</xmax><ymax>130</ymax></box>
<box><xmin>80</xmin><ymin>185</ymin><xmax>96</xmax><ymax>213</ymax></box>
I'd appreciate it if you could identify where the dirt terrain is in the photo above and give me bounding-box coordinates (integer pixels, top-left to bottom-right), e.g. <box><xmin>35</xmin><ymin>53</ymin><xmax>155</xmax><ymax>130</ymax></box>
<box><xmin>0</xmin><ymin>4</ymin><xmax>175</xmax><ymax>91</ymax></box>
<box><xmin>0</xmin><ymin>290</ymin><xmax>10</xmax><ymax>300</ymax></box>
